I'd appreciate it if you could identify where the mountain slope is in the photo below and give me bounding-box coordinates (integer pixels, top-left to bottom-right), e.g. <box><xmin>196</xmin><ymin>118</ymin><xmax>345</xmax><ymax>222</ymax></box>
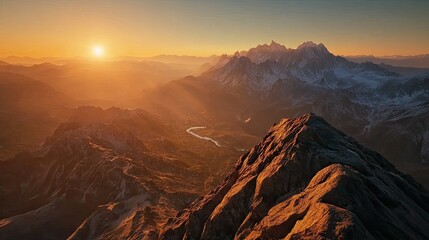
<box><xmin>0</xmin><ymin>60</ymin><xmax>203</xmax><ymax>106</ymax></box>
<box><xmin>0</xmin><ymin>106</ymin><xmax>244</xmax><ymax>240</ymax></box>
<box><xmin>0</xmin><ymin>71</ymin><xmax>72</xmax><ymax>159</ymax></box>
<box><xmin>202</xmin><ymin>41</ymin><xmax>398</xmax><ymax>93</ymax></box>
<box><xmin>0</xmin><ymin>107</ymin><xmax>197</xmax><ymax>240</ymax></box>
<box><xmin>160</xmin><ymin>114</ymin><xmax>429</xmax><ymax>240</ymax></box>
<box><xmin>141</xmin><ymin>41</ymin><xmax>429</xmax><ymax>188</ymax></box>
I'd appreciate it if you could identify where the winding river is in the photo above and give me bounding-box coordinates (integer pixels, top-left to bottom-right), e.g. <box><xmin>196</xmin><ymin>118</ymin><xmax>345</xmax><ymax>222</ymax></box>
<box><xmin>186</xmin><ymin>126</ymin><xmax>221</xmax><ymax>147</ymax></box>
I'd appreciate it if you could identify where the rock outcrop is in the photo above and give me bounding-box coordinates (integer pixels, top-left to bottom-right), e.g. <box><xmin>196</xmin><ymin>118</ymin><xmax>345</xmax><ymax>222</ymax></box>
<box><xmin>159</xmin><ymin>114</ymin><xmax>429</xmax><ymax>240</ymax></box>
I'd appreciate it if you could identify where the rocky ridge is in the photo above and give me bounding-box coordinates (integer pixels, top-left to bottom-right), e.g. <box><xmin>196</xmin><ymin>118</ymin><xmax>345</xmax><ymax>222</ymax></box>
<box><xmin>160</xmin><ymin>114</ymin><xmax>429</xmax><ymax>240</ymax></box>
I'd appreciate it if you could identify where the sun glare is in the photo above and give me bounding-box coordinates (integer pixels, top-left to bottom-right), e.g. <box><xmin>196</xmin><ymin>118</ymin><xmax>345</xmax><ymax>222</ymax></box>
<box><xmin>92</xmin><ymin>45</ymin><xmax>104</xmax><ymax>57</ymax></box>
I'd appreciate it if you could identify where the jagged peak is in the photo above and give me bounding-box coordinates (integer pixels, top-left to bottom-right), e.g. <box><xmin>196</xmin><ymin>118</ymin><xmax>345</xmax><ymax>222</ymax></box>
<box><xmin>235</xmin><ymin>41</ymin><xmax>289</xmax><ymax>64</ymax></box>
<box><xmin>270</xmin><ymin>40</ymin><xmax>281</xmax><ymax>46</ymax></box>
<box><xmin>252</xmin><ymin>40</ymin><xmax>288</xmax><ymax>52</ymax></box>
<box><xmin>277</xmin><ymin>112</ymin><xmax>322</xmax><ymax>126</ymax></box>
<box><xmin>297</xmin><ymin>41</ymin><xmax>318</xmax><ymax>49</ymax></box>
<box><xmin>297</xmin><ymin>41</ymin><xmax>330</xmax><ymax>54</ymax></box>
<box><xmin>225</xmin><ymin>55</ymin><xmax>253</xmax><ymax>65</ymax></box>
<box><xmin>250</xmin><ymin>113</ymin><xmax>375</xmax><ymax>170</ymax></box>
<box><xmin>236</xmin><ymin>40</ymin><xmax>332</xmax><ymax>57</ymax></box>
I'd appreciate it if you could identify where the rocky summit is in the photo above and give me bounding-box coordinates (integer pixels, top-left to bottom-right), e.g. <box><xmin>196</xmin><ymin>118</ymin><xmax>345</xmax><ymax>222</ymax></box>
<box><xmin>159</xmin><ymin>114</ymin><xmax>429</xmax><ymax>240</ymax></box>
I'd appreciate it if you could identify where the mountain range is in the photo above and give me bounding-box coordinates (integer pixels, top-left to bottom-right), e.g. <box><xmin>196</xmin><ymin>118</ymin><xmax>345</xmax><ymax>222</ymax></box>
<box><xmin>0</xmin><ymin>106</ymin><xmax>241</xmax><ymax>239</ymax></box>
<box><xmin>1</xmin><ymin>40</ymin><xmax>428</xmax><ymax>239</ymax></box>
<box><xmin>141</xmin><ymin>41</ymin><xmax>429</xmax><ymax>188</ymax></box>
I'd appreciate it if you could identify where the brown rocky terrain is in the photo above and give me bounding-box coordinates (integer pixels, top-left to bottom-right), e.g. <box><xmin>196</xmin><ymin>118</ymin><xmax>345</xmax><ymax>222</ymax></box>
<box><xmin>0</xmin><ymin>106</ymin><xmax>241</xmax><ymax>240</ymax></box>
<box><xmin>1</xmin><ymin>108</ymin><xmax>428</xmax><ymax>239</ymax></box>
<box><xmin>160</xmin><ymin>114</ymin><xmax>429</xmax><ymax>240</ymax></box>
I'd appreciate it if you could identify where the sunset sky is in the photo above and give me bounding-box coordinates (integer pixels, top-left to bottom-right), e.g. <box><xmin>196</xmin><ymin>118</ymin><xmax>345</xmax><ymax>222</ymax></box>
<box><xmin>1</xmin><ymin>0</ymin><xmax>428</xmax><ymax>58</ymax></box>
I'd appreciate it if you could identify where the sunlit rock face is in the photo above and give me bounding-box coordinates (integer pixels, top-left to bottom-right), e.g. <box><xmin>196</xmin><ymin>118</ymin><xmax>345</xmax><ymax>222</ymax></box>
<box><xmin>160</xmin><ymin>114</ymin><xmax>429</xmax><ymax>240</ymax></box>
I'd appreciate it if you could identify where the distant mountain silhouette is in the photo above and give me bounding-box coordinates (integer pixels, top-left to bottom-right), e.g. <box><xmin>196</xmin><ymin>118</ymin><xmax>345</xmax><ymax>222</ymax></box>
<box><xmin>346</xmin><ymin>54</ymin><xmax>429</xmax><ymax>68</ymax></box>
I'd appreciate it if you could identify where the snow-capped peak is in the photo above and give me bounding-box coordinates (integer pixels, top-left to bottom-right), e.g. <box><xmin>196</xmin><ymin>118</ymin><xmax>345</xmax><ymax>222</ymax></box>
<box><xmin>296</xmin><ymin>41</ymin><xmax>330</xmax><ymax>56</ymax></box>
<box><xmin>269</xmin><ymin>40</ymin><xmax>287</xmax><ymax>50</ymax></box>
<box><xmin>203</xmin><ymin>41</ymin><xmax>400</xmax><ymax>93</ymax></box>
<box><xmin>238</xmin><ymin>41</ymin><xmax>289</xmax><ymax>64</ymax></box>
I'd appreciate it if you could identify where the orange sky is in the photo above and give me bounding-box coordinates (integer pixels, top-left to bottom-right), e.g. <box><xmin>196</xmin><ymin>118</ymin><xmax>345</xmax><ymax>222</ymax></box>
<box><xmin>1</xmin><ymin>0</ymin><xmax>428</xmax><ymax>58</ymax></box>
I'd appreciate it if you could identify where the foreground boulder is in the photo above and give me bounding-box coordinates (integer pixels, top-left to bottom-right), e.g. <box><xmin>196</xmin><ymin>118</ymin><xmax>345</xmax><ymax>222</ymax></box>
<box><xmin>159</xmin><ymin>113</ymin><xmax>429</xmax><ymax>240</ymax></box>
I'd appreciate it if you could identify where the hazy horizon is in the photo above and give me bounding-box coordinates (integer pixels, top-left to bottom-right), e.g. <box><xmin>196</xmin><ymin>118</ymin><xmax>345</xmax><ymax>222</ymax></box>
<box><xmin>1</xmin><ymin>40</ymin><xmax>429</xmax><ymax>60</ymax></box>
<box><xmin>1</xmin><ymin>0</ymin><xmax>429</xmax><ymax>58</ymax></box>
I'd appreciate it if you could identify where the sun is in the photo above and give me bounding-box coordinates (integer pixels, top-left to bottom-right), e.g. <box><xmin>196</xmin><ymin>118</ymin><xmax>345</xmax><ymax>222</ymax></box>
<box><xmin>92</xmin><ymin>45</ymin><xmax>104</xmax><ymax>57</ymax></box>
